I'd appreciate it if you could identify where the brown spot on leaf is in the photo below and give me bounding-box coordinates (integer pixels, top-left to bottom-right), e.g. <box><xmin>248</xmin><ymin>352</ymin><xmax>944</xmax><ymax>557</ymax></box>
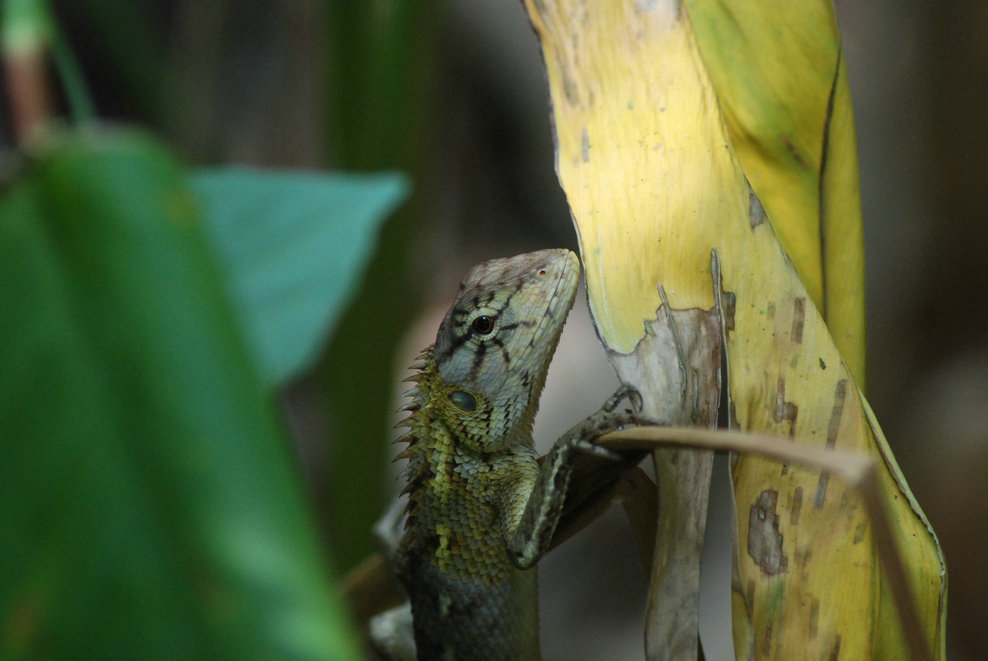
<box><xmin>581</xmin><ymin>127</ymin><xmax>590</xmax><ymax>162</ymax></box>
<box><xmin>853</xmin><ymin>521</ymin><xmax>867</xmax><ymax>543</ymax></box>
<box><xmin>790</xmin><ymin>486</ymin><xmax>803</xmax><ymax>526</ymax></box>
<box><xmin>774</xmin><ymin>378</ymin><xmax>799</xmax><ymax>437</ymax></box>
<box><xmin>809</xmin><ymin>598</ymin><xmax>820</xmax><ymax>639</ymax></box>
<box><xmin>792</xmin><ymin>297</ymin><xmax>805</xmax><ymax>343</ymax></box>
<box><xmin>816</xmin><ymin>379</ymin><xmax>848</xmax><ymax>508</ymax></box>
<box><xmin>762</xmin><ymin>618</ymin><xmax>774</xmax><ymax>656</ymax></box>
<box><xmin>749</xmin><ymin>189</ymin><xmax>767</xmax><ymax>228</ymax></box>
<box><xmin>827</xmin><ymin>379</ymin><xmax>847</xmax><ymax>448</ymax></box>
<box><xmin>748</xmin><ymin>489</ymin><xmax>788</xmax><ymax>576</ymax></box>
<box><xmin>830</xmin><ymin>634</ymin><xmax>842</xmax><ymax>661</ymax></box>
<box><xmin>560</xmin><ymin>59</ymin><xmax>580</xmax><ymax>108</ymax></box>
<box><xmin>814</xmin><ymin>474</ymin><xmax>829</xmax><ymax>510</ymax></box>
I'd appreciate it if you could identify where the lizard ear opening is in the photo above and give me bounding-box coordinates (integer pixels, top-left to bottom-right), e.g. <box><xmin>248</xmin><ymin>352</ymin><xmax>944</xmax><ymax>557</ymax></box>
<box><xmin>448</xmin><ymin>390</ymin><xmax>478</xmax><ymax>412</ymax></box>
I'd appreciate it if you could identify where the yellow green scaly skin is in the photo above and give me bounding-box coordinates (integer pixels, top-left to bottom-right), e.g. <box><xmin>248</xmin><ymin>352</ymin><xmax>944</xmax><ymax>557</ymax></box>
<box><xmin>374</xmin><ymin>250</ymin><xmax>648</xmax><ymax>660</ymax></box>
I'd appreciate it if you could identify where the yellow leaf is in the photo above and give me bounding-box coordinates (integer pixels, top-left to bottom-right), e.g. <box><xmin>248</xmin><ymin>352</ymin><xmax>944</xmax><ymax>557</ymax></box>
<box><xmin>523</xmin><ymin>1</ymin><xmax>945</xmax><ymax>659</ymax></box>
<box><xmin>684</xmin><ymin>0</ymin><xmax>866</xmax><ymax>386</ymax></box>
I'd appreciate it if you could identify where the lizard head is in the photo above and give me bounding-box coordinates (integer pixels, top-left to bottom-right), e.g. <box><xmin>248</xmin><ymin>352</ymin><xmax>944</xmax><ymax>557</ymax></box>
<box><xmin>431</xmin><ymin>248</ymin><xmax>580</xmax><ymax>450</ymax></box>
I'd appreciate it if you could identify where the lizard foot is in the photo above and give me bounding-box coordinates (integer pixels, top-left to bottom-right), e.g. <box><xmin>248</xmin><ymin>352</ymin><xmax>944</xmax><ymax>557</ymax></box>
<box><xmin>561</xmin><ymin>435</ymin><xmax>623</xmax><ymax>463</ymax></box>
<box><xmin>601</xmin><ymin>383</ymin><xmax>644</xmax><ymax>415</ymax></box>
<box><xmin>559</xmin><ymin>383</ymin><xmax>661</xmax><ymax>448</ymax></box>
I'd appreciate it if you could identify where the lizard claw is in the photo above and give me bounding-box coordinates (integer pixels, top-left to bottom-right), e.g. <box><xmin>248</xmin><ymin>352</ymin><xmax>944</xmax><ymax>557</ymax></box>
<box><xmin>603</xmin><ymin>383</ymin><xmax>644</xmax><ymax>414</ymax></box>
<box><xmin>556</xmin><ymin>384</ymin><xmax>660</xmax><ymax>450</ymax></box>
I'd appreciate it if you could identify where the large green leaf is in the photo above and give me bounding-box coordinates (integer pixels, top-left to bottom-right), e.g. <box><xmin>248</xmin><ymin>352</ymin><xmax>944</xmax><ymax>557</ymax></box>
<box><xmin>191</xmin><ymin>168</ymin><xmax>409</xmax><ymax>387</ymax></box>
<box><xmin>0</xmin><ymin>130</ymin><xmax>362</xmax><ymax>660</ymax></box>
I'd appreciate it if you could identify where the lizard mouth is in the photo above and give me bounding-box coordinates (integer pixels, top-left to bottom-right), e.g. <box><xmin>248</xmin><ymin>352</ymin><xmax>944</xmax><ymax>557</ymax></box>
<box><xmin>526</xmin><ymin>251</ymin><xmax>580</xmax><ymax>365</ymax></box>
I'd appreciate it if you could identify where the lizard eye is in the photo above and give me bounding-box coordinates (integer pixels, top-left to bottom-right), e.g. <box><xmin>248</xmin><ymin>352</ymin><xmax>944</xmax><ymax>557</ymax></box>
<box><xmin>471</xmin><ymin>315</ymin><xmax>495</xmax><ymax>335</ymax></box>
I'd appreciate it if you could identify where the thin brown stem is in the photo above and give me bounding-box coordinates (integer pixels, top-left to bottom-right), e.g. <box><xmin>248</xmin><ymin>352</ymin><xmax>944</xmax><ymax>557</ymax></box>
<box><xmin>3</xmin><ymin>47</ymin><xmax>52</xmax><ymax>143</ymax></box>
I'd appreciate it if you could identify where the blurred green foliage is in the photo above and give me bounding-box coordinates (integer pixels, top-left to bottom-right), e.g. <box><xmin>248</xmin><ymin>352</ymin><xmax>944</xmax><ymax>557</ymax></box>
<box><xmin>192</xmin><ymin>167</ymin><xmax>409</xmax><ymax>386</ymax></box>
<box><xmin>1</xmin><ymin>0</ymin><xmax>433</xmax><ymax>655</ymax></box>
<box><xmin>320</xmin><ymin>0</ymin><xmax>438</xmax><ymax>571</ymax></box>
<box><xmin>0</xmin><ymin>128</ymin><xmax>406</xmax><ymax>658</ymax></box>
<box><xmin>33</xmin><ymin>0</ymin><xmax>441</xmax><ymax>573</ymax></box>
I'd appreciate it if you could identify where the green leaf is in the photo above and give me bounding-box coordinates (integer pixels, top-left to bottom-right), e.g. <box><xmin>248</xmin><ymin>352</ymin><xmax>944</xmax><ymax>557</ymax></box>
<box><xmin>683</xmin><ymin>0</ymin><xmax>866</xmax><ymax>384</ymax></box>
<box><xmin>190</xmin><ymin>167</ymin><xmax>409</xmax><ymax>386</ymax></box>
<box><xmin>0</xmin><ymin>129</ymin><xmax>362</xmax><ymax>660</ymax></box>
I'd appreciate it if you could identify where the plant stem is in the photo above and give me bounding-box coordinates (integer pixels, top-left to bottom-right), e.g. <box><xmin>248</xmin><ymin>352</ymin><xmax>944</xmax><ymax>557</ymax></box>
<box><xmin>2</xmin><ymin>45</ymin><xmax>51</xmax><ymax>142</ymax></box>
<box><xmin>2</xmin><ymin>0</ymin><xmax>54</xmax><ymax>141</ymax></box>
<box><xmin>2</xmin><ymin>0</ymin><xmax>95</xmax><ymax>142</ymax></box>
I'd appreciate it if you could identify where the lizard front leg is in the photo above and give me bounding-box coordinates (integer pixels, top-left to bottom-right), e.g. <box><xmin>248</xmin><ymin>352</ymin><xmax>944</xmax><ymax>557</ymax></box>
<box><xmin>555</xmin><ymin>383</ymin><xmax>648</xmax><ymax>446</ymax></box>
<box><xmin>504</xmin><ymin>384</ymin><xmax>656</xmax><ymax>569</ymax></box>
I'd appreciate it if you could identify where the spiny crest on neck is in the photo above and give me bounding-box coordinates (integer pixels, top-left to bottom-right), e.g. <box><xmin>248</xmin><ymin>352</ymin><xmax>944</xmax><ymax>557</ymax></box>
<box><xmin>393</xmin><ymin>346</ymin><xmax>436</xmax><ymax>455</ymax></box>
<box><xmin>391</xmin><ymin>346</ymin><xmax>437</xmax><ymax>526</ymax></box>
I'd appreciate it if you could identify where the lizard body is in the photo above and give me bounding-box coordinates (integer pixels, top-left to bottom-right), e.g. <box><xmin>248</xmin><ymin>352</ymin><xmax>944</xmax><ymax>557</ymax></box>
<box><xmin>373</xmin><ymin>249</ymin><xmax>646</xmax><ymax>660</ymax></box>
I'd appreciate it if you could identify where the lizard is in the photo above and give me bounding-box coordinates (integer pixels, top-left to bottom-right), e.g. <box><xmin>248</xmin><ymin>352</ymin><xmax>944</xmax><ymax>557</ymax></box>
<box><xmin>369</xmin><ymin>248</ymin><xmax>653</xmax><ymax>661</ymax></box>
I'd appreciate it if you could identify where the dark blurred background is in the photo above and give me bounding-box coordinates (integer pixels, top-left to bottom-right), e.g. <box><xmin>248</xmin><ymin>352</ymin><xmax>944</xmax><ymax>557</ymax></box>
<box><xmin>21</xmin><ymin>1</ymin><xmax>987</xmax><ymax>658</ymax></box>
